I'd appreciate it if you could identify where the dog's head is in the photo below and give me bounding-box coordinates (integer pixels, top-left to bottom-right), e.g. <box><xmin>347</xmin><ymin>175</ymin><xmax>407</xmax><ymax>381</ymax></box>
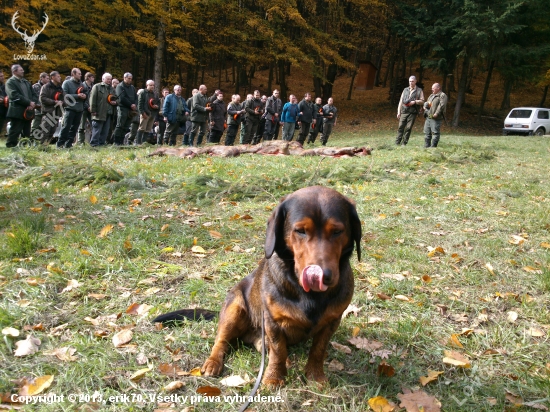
<box><xmin>265</xmin><ymin>186</ymin><xmax>362</xmax><ymax>292</ymax></box>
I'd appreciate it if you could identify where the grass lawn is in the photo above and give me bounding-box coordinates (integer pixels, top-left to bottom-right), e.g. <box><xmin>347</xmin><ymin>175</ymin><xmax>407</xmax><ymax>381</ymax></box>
<box><xmin>0</xmin><ymin>132</ymin><xmax>549</xmax><ymax>411</ymax></box>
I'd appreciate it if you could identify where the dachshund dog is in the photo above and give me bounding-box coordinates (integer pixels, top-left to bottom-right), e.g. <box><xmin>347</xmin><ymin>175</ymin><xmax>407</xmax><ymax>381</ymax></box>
<box><xmin>155</xmin><ymin>186</ymin><xmax>361</xmax><ymax>386</ymax></box>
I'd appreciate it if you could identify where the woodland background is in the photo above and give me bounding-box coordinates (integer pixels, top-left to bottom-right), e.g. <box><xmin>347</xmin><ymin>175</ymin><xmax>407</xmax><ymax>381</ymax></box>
<box><xmin>1</xmin><ymin>0</ymin><xmax>549</xmax><ymax>128</ymax></box>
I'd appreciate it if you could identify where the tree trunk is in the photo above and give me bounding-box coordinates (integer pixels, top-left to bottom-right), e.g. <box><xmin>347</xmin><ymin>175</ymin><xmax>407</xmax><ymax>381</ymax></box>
<box><xmin>278</xmin><ymin>60</ymin><xmax>287</xmax><ymax>100</ymax></box>
<box><xmin>539</xmin><ymin>85</ymin><xmax>548</xmax><ymax>107</ymax></box>
<box><xmin>218</xmin><ymin>52</ymin><xmax>222</xmax><ymax>90</ymax></box>
<box><xmin>452</xmin><ymin>54</ymin><xmax>470</xmax><ymax>128</ymax></box>
<box><xmin>478</xmin><ymin>60</ymin><xmax>495</xmax><ymax>120</ymax></box>
<box><xmin>153</xmin><ymin>20</ymin><xmax>166</xmax><ymax>96</ymax></box>
<box><xmin>268</xmin><ymin>63</ymin><xmax>274</xmax><ymax>93</ymax></box>
<box><xmin>500</xmin><ymin>79</ymin><xmax>512</xmax><ymax>110</ymax></box>
<box><xmin>383</xmin><ymin>54</ymin><xmax>395</xmax><ymax>88</ymax></box>
<box><xmin>347</xmin><ymin>71</ymin><xmax>357</xmax><ymax>100</ymax></box>
<box><xmin>322</xmin><ymin>64</ymin><xmax>338</xmax><ymax>102</ymax></box>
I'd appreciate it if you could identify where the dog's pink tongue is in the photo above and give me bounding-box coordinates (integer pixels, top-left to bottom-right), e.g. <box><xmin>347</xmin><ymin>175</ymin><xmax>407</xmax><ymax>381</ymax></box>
<box><xmin>301</xmin><ymin>265</ymin><xmax>327</xmax><ymax>292</ymax></box>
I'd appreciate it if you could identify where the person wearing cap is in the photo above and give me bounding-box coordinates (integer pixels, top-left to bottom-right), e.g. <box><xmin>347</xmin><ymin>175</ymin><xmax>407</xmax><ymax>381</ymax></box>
<box><xmin>225</xmin><ymin>94</ymin><xmax>245</xmax><ymax>146</ymax></box>
<box><xmin>208</xmin><ymin>91</ymin><xmax>227</xmax><ymax>144</ymax></box>
<box><xmin>5</xmin><ymin>64</ymin><xmax>38</xmax><ymax>147</ymax></box>
<box><xmin>297</xmin><ymin>92</ymin><xmax>316</xmax><ymax>145</ymax></box>
<box><xmin>156</xmin><ymin>88</ymin><xmax>169</xmax><ymax>145</ymax></box>
<box><xmin>57</xmin><ymin>68</ymin><xmax>86</xmax><ymax>148</ymax></box>
<box><xmin>189</xmin><ymin>84</ymin><xmax>211</xmax><ymax>146</ymax></box>
<box><xmin>395</xmin><ymin>75</ymin><xmax>425</xmax><ymax>146</ymax></box>
<box><xmin>89</xmin><ymin>72</ymin><xmax>117</xmax><ymax>147</ymax></box>
<box><xmin>320</xmin><ymin>97</ymin><xmax>337</xmax><ymax>146</ymax></box>
<box><xmin>163</xmin><ymin>85</ymin><xmax>190</xmax><ymax>146</ymax></box>
<box><xmin>307</xmin><ymin>97</ymin><xmax>324</xmax><ymax>144</ymax></box>
<box><xmin>243</xmin><ymin>90</ymin><xmax>263</xmax><ymax>144</ymax></box>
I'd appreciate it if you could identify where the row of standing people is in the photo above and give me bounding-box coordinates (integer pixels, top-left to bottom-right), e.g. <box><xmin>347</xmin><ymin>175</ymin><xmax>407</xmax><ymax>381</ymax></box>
<box><xmin>0</xmin><ymin>64</ymin><xmax>339</xmax><ymax>149</ymax></box>
<box><xmin>158</xmin><ymin>87</ymin><xmax>338</xmax><ymax>147</ymax></box>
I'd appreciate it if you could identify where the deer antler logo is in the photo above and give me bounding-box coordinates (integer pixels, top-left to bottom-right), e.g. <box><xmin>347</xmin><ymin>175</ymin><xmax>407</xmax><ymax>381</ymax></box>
<box><xmin>11</xmin><ymin>11</ymin><xmax>49</xmax><ymax>54</ymax></box>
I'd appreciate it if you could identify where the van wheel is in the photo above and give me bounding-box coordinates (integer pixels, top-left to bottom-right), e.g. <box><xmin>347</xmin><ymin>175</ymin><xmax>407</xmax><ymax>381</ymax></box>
<box><xmin>534</xmin><ymin>128</ymin><xmax>545</xmax><ymax>136</ymax></box>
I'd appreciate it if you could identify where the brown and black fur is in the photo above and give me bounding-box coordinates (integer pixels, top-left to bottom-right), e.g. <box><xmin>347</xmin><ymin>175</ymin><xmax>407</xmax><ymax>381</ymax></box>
<box><xmin>155</xmin><ymin>186</ymin><xmax>361</xmax><ymax>386</ymax></box>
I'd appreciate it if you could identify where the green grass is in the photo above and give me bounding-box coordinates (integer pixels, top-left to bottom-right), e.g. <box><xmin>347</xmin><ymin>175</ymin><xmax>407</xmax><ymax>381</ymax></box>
<box><xmin>0</xmin><ymin>132</ymin><xmax>549</xmax><ymax>411</ymax></box>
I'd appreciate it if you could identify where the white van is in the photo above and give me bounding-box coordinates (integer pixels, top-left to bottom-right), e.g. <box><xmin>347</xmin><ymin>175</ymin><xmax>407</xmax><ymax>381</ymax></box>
<box><xmin>503</xmin><ymin>107</ymin><xmax>550</xmax><ymax>136</ymax></box>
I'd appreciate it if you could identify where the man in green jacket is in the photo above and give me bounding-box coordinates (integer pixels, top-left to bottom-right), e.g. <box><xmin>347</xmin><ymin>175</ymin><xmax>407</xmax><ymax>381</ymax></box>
<box><xmin>136</xmin><ymin>80</ymin><xmax>159</xmax><ymax>145</ymax></box>
<box><xmin>113</xmin><ymin>72</ymin><xmax>137</xmax><ymax>146</ymax></box>
<box><xmin>423</xmin><ymin>83</ymin><xmax>447</xmax><ymax>148</ymax></box>
<box><xmin>89</xmin><ymin>72</ymin><xmax>118</xmax><ymax>147</ymax></box>
<box><xmin>189</xmin><ymin>84</ymin><xmax>212</xmax><ymax>146</ymax></box>
<box><xmin>5</xmin><ymin>64</ymin><xmax>38</xmax><ymax>148</ymax></box>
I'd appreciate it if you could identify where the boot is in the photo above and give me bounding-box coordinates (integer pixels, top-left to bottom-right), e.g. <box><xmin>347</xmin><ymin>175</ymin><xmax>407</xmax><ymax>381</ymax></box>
<box><xmin>431</xmin><ymin>137</ymin><xmax>439</xmax><ymax>148</ymax></box>
<box><xmin>424</xmin><ymin>137</ymin><xmax>431</xmax><ymax>148</ymax></box>
<box><xmin>135</xmin><ymin>130</ymin><xmax>144</xmax><ymax>146</ymax></box>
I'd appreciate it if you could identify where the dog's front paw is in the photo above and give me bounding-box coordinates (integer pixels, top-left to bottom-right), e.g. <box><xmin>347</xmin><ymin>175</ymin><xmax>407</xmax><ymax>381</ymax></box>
<box><xmin>262</xmin><ymin>377</ymin><xmax>285</xmax><ymax>388</ymax></box>
<box><xmin>262</xmin><ymin>365</ymin><xmax>286</xmax><ymax>388</ymax></box>
<box><xmin>304</xmin><ymin>364</ymin><xmax>328</xmax><ymax>384</ymax></box>
<box><xmin>201</xmin><ymin>358</ymin><xmax>223</xmax><ymax>376</ymax></box>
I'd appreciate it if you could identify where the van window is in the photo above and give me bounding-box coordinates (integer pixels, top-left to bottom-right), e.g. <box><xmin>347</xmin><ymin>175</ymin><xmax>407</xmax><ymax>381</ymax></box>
<box><xmin>509</xmin><ymin>109</ymin><xmax>532</xmax><ymax>118</ymax></box>
<box><xmin>537</xmin><ymin>110</ymin><xmax>549</xmax><ymax>119</ymax></box>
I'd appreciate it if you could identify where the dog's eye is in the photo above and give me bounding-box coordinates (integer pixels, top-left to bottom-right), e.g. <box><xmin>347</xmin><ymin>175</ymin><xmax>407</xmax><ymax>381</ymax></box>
<box><xmin>294</xmin><ymin>228</ymin><xmax>306</xmax><ymax>235</ymax></box>
<box><xmin>333</xmin><ymin>230</ymin><xmax>344</xmax><ymax>236</ymax></box>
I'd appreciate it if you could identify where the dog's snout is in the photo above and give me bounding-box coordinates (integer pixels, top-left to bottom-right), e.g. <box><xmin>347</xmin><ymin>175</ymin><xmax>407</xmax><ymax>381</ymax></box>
<box><xmin>322</xmin><ymin>269</ymin><xmax>333</xmax><ymax>285</ymax></box>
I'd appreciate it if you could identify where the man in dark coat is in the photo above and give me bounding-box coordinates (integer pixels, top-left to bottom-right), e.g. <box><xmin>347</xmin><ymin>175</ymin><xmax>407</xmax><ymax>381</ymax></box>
<box><xmin>5</xmin><ymin>64</ymin><xmax>38</xmax><ymax>148</ymax></box>
<box><xmin>395</xmin><ymin>75</ymin><xmax>425</xmax><ymax>146</ymax></box>
<box><xmin>0</xmin><ymin>70</ymin><xmax>7</xmax><ymax>138</ymax></box>
<box><xmin>30</xmin><ymin>72</ymin><xmax>49</xmax><ymax>139</ymax></box>
<box><xmin>189</xmin><ymin>84</ymin><xmax>212</xmax><ymax>146</ymax></box>
<box><xmin>297</xmin><ymin>92</ymin><xmax>316</xmax><ymax>145</ymax></box>
<box><xmin>113</xmin><ymin>72</ymin><xmax>138</xmax><ymax>146</ymax></box>
<box><xmin>136</xmin><ymin>80</ymin><xmax>159</xmax><ymax>145</ymax></box>
<box><xmin>89</xmin><ymin>72</ymin><xmax>118</xmax><ymax>147</ymax></box>
<box><xmin>208</xmin><ymin>92</ymin><xmax>227</xmax><ymax>144</ymax></box>
<box><xmin>307</xmin><ymin>97</ymin><xmax>324</xmax><ymax>144</ymax></box>
<box><xmin>77</xmin><ymin>72</ymin><xmax>94</xmax><ymax>145</ymax></box>
<box><xmin>262</xmin><ymin>89</ymin><xmax>282</xmax><ymax>141</ymax></box>
<box><xmin>57</xmin><ymin>68</ymin><xmax>87</xmax><ymax>148</ymax></box>
<box><xmin>39</xmin><ymin>71</ymin><xmax>64</xmax><ymax>145</ymax></box>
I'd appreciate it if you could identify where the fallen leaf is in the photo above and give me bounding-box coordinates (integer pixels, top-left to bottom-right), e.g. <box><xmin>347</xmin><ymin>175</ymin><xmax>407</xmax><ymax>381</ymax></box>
<box><xmin>208</xmin><ymin>230</ymin><xmax>222</xmax><ymax>239</ymax></box>
<box><xmin>143</xmin><ymin>287</ymin><xmax>161</xmax><ymax>296</ymax></box>
<box><xmin>88</xmin><ymin>293</ymin><xmax>106</xmax><ymax>300</ymax></box>
<box><xmin>448</xmin><ymin>334</ymin><xmax>464</xmax><ymax>348</ymax></box>
<box><xmin>368</xmin><ymin>396</ymin><xmax>397</xmax><ymax>412</ymax></box>
<box><xmin>130</xmin><ymin>367</ymin><xmax>151</xmax><ymax>381</ymax></box>
<box><xmin>14</xmin><ymin>335</ymin><xmax>41</xmax><ymax>357</ymax></box>
<box><xmin>89</xmin><ymin>195</ymin><xmax>98</xmax><ymax>204</ymax></box>
<box><xmin>161</xmin><ymin>247</ymin><xmax>174</xmax><ymax>253</ymax></box>
<box><xmin>330</xmin><ymin>341</ymin><xmax>352</xmax><ymax>354</ymax></box>
<box><xmin>2</xmin><ymin>327</ymin><xmax>20</xmax><ymax>337</ymax></box>
<box><xmin>189</xmin><ymin>367</ymin><xmax>202</xmax><ymax>376</ymax></box>
<box><xmin>19</xmin><ymin>375</ymin><xmax>54</xmax><ymax>397</ymax></box>
<box><xmin>377</xmin><ymin>293</ymin><xmax>392</xmax><ymax>300</ymax></box>
<box><xmin>61</xmin><ymin>279</ymin><xmax>81</xmax><ymax>293</ymax></box>
<box><xmin>368</xmin><ymin>316</ymin><xmax>383</xmax><ymax>324</ymax></box>
<box><xmin>348</xmin><ymin>337</ymin><xmax>384</xmax><ymax>352</ymax></box>
<box><xmin>523</xmin><ymin>266</ymin><xmax>543</xmax><ymax>274</ymax></box>
<box><xmin>220</xmin><ymin>375</ymin><xmax>249</xmax><ymax>387</ymax></box>
<box><xmin>352</xmin><ymin>326</ymin><xmax>360</xmax><ymax>337</ymax></box>
<box><xmin>485</xmin><ymin>263</ymin><xmax>495</xmax><ymax>275</ymax></box>
<box><xmin>442</xmin><ymin>350</ymin><xmax>471</xmax><ymax>368</ymax></box>
<box><xmin>124</xmin><ymin>240</ymin><xmax>132</xmax><ymax>251</ymax></box>
<box><xmin>394</xmin><ymin>295</ymin><xmax>411</xmax><ymax>302</ymax></box>
<box><xmin>526</xmin><ymin>328</ymin><xmax>545</xmax><ymax>337</ymax></box>
<box><xmin>136</xmin><ymin>353</ymin><xmax>148</xmax><ymax>365</ymax></box>
<box><xmin>112</xmin><ymin>329</ymin><xmax>133</xmax><ymax>348</ymax></box>
<box><xmin>191</xmin><ymin>246</ymin><xmax>206</xmax><ymax>254</ymax></box>
<box><xmin>398</xmin><ymin>390</ymin><xmax>441</xmax><ymax>412</ymax></box>
<box><xmin>126</xmin><ymin>303</ymin><xmax>153</xmax><ymax>316</ymax></box>
<box><xmin>377</xmin><ymin>361</ymin><xmax>395</xmax><ymax>377</ymax></box>
<box><xmin>196</xmin><ymin>386</ymin><xmax>221</xmax><ymax>396</ymax></box>
<box><xmin>43</xmin><ymin>347</ymin><xmax>78</xmax><ymax>361</ymax></box>
<box><xmin>163</xmin><ymin>381</ymin><xmax>185</xmax><ymax>392</ymax></box>
<box><xmin>29</xmin><ymin>207</ymin><xmax>42</xmax><ymax>213</ymax></box>
<box><xmin>158</xmin><ymin>363</ymin><xmax>184</xmax><ymax>377</ymax></box>
<box><xmin>508</xmin><ymin>235</ymin><xmax>526</xmax><ymax>245</ymax></box>
<box><xmin>381</xmin><ymin>273</ymin><xmax>406</xmax><ymax>281</ymax></box>
<box><xmin>541</xmin><ymin>242</ymin><xmax>550</xmax><ymax>249</ymax></box>
<box><xmin>419</xmin><ymin>370</ymin><xmax>444</xmax><ymax>386</ymax></box>
<box><xmin>427</xmin><ymin>246</ymin><xmax>445</xmax><ymax>257</ymax></box>
<box><xmin>523</xmin><ymin>401</ymin><xmax>549</xmax><ymax>410</ymax></box>
<box><xmin>342</xmin><ymin>304</ymin><xmax>362</xmax><ymax>318</ymax></box>
<box><xmin>421</xmin><ymin>275</ymin><xmax>432</xmax><ymax>283</ymax></box>
<box><xmin>505</xmin><ymin>390</ymin><xmax>523</xmax><ymax>406</ymax></box>
<box><xmin>98</xmin><ymin>224</ymin><xmax>114</xmax><ymax>238</ymax></box>
<box><xmin>507</xmin><ymin>311</ymin><xmax>519</xmax><ymax>323</ymax></box>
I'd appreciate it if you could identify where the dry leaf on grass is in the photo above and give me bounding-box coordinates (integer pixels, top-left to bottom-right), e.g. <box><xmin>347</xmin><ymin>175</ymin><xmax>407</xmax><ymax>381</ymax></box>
<box><xmin>88</xmin><ymin>293</ymin><xmax>106</xmax><ymax>300</ymax></box>
<box><xmin>419</xmin><ymin>370</ymin><xmax>444</xmax><ymax>386</ymax></box>
<box><xmin>220</xmin><ymin>375</ymin><xmax>249</xmax><ymax>387</ymax></box>
<box><xmin>398</xmin><ymin>390</ymin><xmax>441</xmax><ymax>412</ymax></box>
<box><xmin>526</xmin><ymin>328</ymin><xmax>545</xmax><ymax>337</ymax></box>
<box><xmin>427</xmin><ymin>246</ymin><xmax>446</xmax><ymax>257</ymax></box>
<box><xmin>507</xmin><ymin>311</ymin><xmax>519</xmax><ymax>323</ymax></box>
<box><xmin>163</xmin><ymin>381</ymin><xmax>185</xmax><ymax>392</ymax></box>
<box><xmin>328</xmin><ymin>359</ymin><xmax>345</xmax><ymax>372</ymax></box>
<box><xmin>196</xmin><ymin>386</ymin><xmax>221</xmax><ymax>396</ymax></box>
<box><xmin>342</xmin><ymin>304</ymin><xmax>362</xmax><ymax>318</ymax></box>
<box><xmin>448</xmin><ymin>334</ymin><xmax>464</xmax><ymax>348</ymax></box>
<box><xmin>126</xmin><ymin>303</ymin><xmax>153</xmax><ymax>316</ymax></box>
<box><xmin>158</xmin><ymin>363</ymin><xmax>184</xmax><ymax>377</ymax></box>
<box><xmin>14</xmin><ymin>335</ymin><xmax>41</xmax><ymax>357</ymax></box>
<box><xmin>98</xmin><ymin>224</ymin><xmax>114</xmax><ymax>238</ymax></box>
<box><xmin>2</xmin><ymin>327</ymin><xmax>20</xmax><ymax>337</ymax></box>
<box><xmin>368</xmin><ymin>316</ymin><xmax>383</xmax><ymax>324</ymax></box>
<box><xmin>112</xmin><ymin>329</ymin><xmax>133</xmax><ymax>348</ymax></box>
<box><xmin>208</xmin><ymin>230</ymin><xmax>222</xmax><ymax>239</ymax></box>
<box><xmin>61</xmin><ymin>279</ymin><xmax>81</xmax><ymax>293</ymax></box>
<box><xmin>129</xmin><ymin>367</ymin><xmax>152</xmax><ymax>381</ymax></box>
<box><xmin>368</xmin><ymin>396</ymin><xmax>397</xmax><ymax>412</ymax></box>
<box><xmin>443</xmin><ymin>350</ymin><xmax>471</xmax><ymax>368</ymax></box>
<box><xmin>43</xmin><ymin>347</ymin><xmax>78</xmax><ymax>361</ymax></box>
<box><xmin>377</xmin><ymin>361</ymin><xmax>395</xmax><ymax>377</ymax></box>
<box><xmin>19</xmin><ymin>375</ymin><xmax>54</xmax><ymax>397</ymax></box>
<box><xmin>348</xmin><ymin>337</ymin><xmax>384</xmax><ymax>352</ymax></box>
<box><xmin>330</xmin><ymin>341</ymin><xmax>352</xmax><ymax>354</ymax></box>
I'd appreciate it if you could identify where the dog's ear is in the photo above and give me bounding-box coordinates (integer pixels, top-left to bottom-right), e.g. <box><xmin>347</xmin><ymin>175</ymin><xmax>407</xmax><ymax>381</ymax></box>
<box><xmin>348</xmin><ymin>199</ymin><xmax>362</xmax><ymax>261</ymax></box>
<box><xmin>265</xmin><ymin>196</ymin><xmax>288</xmax><ymax>259</ymax></box>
